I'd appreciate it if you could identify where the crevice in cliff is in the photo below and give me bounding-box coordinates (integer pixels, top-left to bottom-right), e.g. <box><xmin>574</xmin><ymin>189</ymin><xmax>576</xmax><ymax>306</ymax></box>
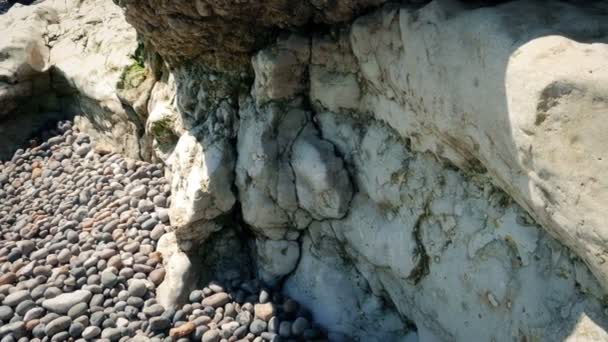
<box><xmin>408</xmin><ymin>207</ymin><xmax>431</xmax><ymax>285</ymax></box>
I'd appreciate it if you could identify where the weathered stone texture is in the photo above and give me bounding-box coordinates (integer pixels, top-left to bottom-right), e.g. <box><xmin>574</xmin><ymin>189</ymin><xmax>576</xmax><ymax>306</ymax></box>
<box><xmin>121</xmin><ymin>0</ymin><xmax>387</xmax><ymax>65</ymax></box>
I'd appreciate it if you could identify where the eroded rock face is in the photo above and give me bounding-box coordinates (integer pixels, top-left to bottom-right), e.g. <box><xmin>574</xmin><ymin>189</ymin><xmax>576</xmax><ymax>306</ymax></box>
<box><xmin>0</xmin><ymin>4</ymin><xmax>54</xmax><ymax>116</ymax></box>
<box><xmin>236</xmin><ymin>99</ymin><xmax>312</xmax><ymax>239</ymax></box>
<box><xmin>167</xmin><ymin>128</ymin><xmax>236</xmax><ymax>230</ymax></box>
<box><xmin>346</xmin><ymin>0</ymin><xmax>608</xmax><ymax>295</ymax></box>
<box><xmin>244</xmin><ymin>0</ymin><xmax>608</xmax><ymax>339</ymax></box>
<box><xmin>291</xmin><ymin>125</ymin><xmax>353</xmax><ymax>220</ymax></box>
<box><xmin>255</xmin><ymin>239</ymin><xmax>300</xmax><ymax>286</ymax></box>
<box><xmin>48</xmin><ymin>0</ymin><xmax>147</xmax><ymax>159</ymax></box>
<box><xmin>311</xmin><ymin>111</ymin><xmax>608</xmax><ymax>341</ymax></box>
<box><xmin>0</xmin><ymin>0</ymin><xmax>153</xmax><ymax>160</ymax></box>
<box><xmin>121</xmin><ymin>0</ymin><xmax>388</xmax><ymax>65</ymax></box>
<box><xmin>0</xmin><ymin>4</ymin><xmax>61</xmax><ymax>158</ymax></box>
<box><xmin>285</xmin><ymin>236</ymin><xmax>413</xmax><ymax>342</ymax></box>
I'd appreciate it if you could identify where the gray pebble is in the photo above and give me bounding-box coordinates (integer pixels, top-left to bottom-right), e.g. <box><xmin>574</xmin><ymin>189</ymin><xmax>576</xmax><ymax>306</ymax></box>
<box><xmin>101</xmin><ymin>327</ymin><xmax>122</xmax><ymax>341</ymax></box>
<box><xmin>291</xmin><ymin>317</ymin><xmax>309</xmax><ymax>336</ymax></box>
<box><xmin>0</xmin><ymin>306</ymin><xmax>14</xmax><ymax>321</ymax></box>
<box><xmin>68</xmin><ymin>302</ymin><xmax>89</xmax><ymax>318</ymax></box>
<box><xmin>279</xmin><ymin>321</ymin><xmax>291</xmax><ymax>337</ymax></box>
<box><xmin>101</xmin><ymin>270</ymin><xmax>119</xmax><ymax>288</ymax></box>
<box><xmin>250</xmin><ymin>319</ymin><xmax>267</xmax><ymax>335</ymax></box>
<box><xmin>148</xmin><ymin>316</ymin><xmax>170</xmax><ymax>332</ymax></box>
<box><xmin>202</xmin><ymin>329</ymin><xmax>221</xmax><ymax>342</ymax></box>
<box><xmin>82</xmin><ymin>326</ymin><xmax>101</xmax><ymax>339</ymax></box>
<box><xmin>69</xmin><ymin>322</ymin><xmax>85</xmax><ymax>337</ymax></box>
<box><xmin>3</xmin><ymin>290</ymin><xmax>31</xmax><ymax>307</ymax></box>
<box><xmin>45</xmin><ymin>316</ymin><xmax>72</xmax><ymax>336</ymax></box>
<box><xmin>128</xmin><ymin>280</ymin><xmax>148</xmax><ymax>297</ymax></box>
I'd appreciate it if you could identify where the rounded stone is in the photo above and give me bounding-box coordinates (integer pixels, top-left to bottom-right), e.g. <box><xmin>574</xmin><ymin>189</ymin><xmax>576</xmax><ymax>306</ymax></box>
<box><xmin>202</xmin><ymin>329</ymin><xmax>221</xmax><ymax>342</ymax></box>
<box><xmin>128</xmin><ymin>280</ymin><xmax>148</xmax><ymax>298</ymax></box>
<box><xmin>250</xmin><ymin>319</ymin><xmax>267</xmax><ymax>335</ymax></box>
<box><xmin>82</xmin><ymin>326</ymin><xmax>102</xmax><ymax>339</ymax></box>
<box><xmin>291</xmin><ymin>317</ymin><xmax>309</xmax><ymax>336</ymax></box>
<box><xmin>68</xmin><ymin>302</ymin><xmax>89</xmax><ymax>318</ymax></box>
<box><xmin>45</xmin><ymin>316</ymin><xmax>72</xmax><ymax>336</ymax></box>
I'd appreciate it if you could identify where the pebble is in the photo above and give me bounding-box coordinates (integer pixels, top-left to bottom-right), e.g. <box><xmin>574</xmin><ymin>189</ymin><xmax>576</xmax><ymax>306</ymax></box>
<box><xmin>0</xmin><ymin>306</ymin><xmax>13</xmax><ymax>321</ymax></box>
<box><xmin>254</xmin><ymin>303</ymin><xmax>275</xmax><ymax>322</ymax></box>
<box><xmin>82</xmin><ymin>326</ymin><xmax>101</xmax><ymax>339</ymax></box>
<box><xmin>69</xmin><ymin>322</ymin><xmax>85</xmax><ymax>337</ymax></box>
<box><xmin>0</xmin><ymin>273</ymin><xmax>16</xmax><ymax>286</ymax></box>
<box><xmin>143</xmin><ymin>304</ymin><xmax>164</xmax><ymax>317</ymax></box>
<box><xmin>259</xmin><ymin>289</ymin><xmax>270</xmax><ymax>304</ymax></box>
<box><xmin>101</xmin><ymin>271</ymin><xmax>118</xmax><ymax>288</ymax></box>
<box><xmin>128</xmin><ymin>279</ymin><xmax>148</xmax><ymax>297</ymax></box>
<box><xmin>129</xmin><ymin>185</ymin><xmax>147</xmax><ymax>198</ymax></box>
<box><xmin>0</xmin><ymin>321</ymin><xmax>25</xmax><ymax>339</ymax></box>
<box><xmin>75</xmin><ymin>144</ymin><xmax>91</xmax><ymax>157</ymax></box>
<box><xmin>202</xmin><ymin>293</ymin><xmax>230</xmax><ymax>308</ymax></box>
<box><xmin>148</xmin><ymin>268</ymin><xmax>165</xmax><ymax>286</ymax></box>
<box><xmin>250</xmin><ymin>319</ymin><xmax>267</xmax><ymax>334</ymax></box>
<box><xmin>279</xmin><ymin>321</ymin><xmax>291</xmax><ymax>337</ymax></box>
<box><xmin>68</xmin><ymin>302</ymin><xmax>88</xmax><ymax>318</ymax></box>
<box><xmin>189</xmin><ymin>290</ymin><xmax>203</xmax><ymax>302</ymax></box>
<box><xmin>291</xmin><ymin>317</ymin><xmax>309</xmax><ymax>335</ymax></box>
<box><xmin>140</xmin><ymin>218</ymin><xmax>157</xmax><ymax>230</ymax></box>
<box><xmin>42</xmin><ymin>290</ymin><xmax>92</xmax><ymax>314</ymax></box>
<box><xmin>148</xmin><ymin>316</ymin><xmax>171</xmax><ymax>332</ymax></box>
<box><xmin>202</xmin><ymin>329</ymin><xmax>221</xmax><ymax>342</ymax></box>
<box><xmin>0</xmin><ymin>121</ymin><xmax>324</xmax><ymax>341</ymax></box>
<box><xmin>169</xmin><ymin>321</ymin><xmax>195</xmax><ymax>338</ymax></box>
<box><xmin>101</xmin><ymin>327</ymin><xmax>122</xmax><ymax>341</ymax></box>
<box><xmin>45</xmin><ymin>316</ymin><xmax>72</xmax><ymax>336</ymax></box>
<box><xmin>3</xmin><ymin>290</ymin><xmax>31</xmax><ymax>307</ymax></box>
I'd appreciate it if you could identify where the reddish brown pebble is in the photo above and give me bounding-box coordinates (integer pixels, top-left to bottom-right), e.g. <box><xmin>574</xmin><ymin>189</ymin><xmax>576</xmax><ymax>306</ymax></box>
<box><xmin>170</xmin><ymin>322</ymin><xmax>195</xmax><ymax>338</ymax></box>
<box><xmin>0</xmin><ymin>272</ymin><xmax>17</xmax><ymax>285</ymax></box>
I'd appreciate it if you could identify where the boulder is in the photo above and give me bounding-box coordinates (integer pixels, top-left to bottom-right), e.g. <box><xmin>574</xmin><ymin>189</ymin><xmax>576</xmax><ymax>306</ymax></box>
<box><xmin>166</xmin><ymin>127</ymin><xmax>236</xmax><ymax>231</ymax></box>
<box><xmin>156</xmin><ymin>232</ymin><xmax>197</xmax><ymax>310</ymax></box>
<box><xmin>348</xmin><ymin>0</ymin><xmax>608</xmax><ymax>294</ymax></box>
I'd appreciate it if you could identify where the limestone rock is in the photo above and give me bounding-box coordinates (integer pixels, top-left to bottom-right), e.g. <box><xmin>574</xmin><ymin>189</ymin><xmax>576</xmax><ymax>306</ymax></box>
<box><xmin>0</xmin><ymin>4</ymin><xmax>54</xmax><ymax>116</ymax></box>
<box><xmin>347</xmin><ymin>0</ymin><xmax>608</xmax><ymax>294</ymax></box>
<box><xmin>47</xmin><ymin>0</ymin><xmax>147</xmax><ymax>159</ymax></box>
<box><xmin>312</xmin><ymin>110</ymin><xmax>608</xmax><ymax>341</ymax></box>
<box><xmin>146</xmin><ymin>77</ymin><xmax>182</xmax><ymax>161</ymax></box>
<box><xmin>255</xmin><ymin>239</ymin><xmax>300</xmax><ymax>285</ymax></box>
<box><xmin>0</xmin><ymin>0</ymin><xmax>152</xmax><ymax>159</ymax></box>
<box><xmin>235</xmin><ymin>97</ymin><xmax>312</xmax><ymax>238</ymax></box>
<box><xmin>284</xmin><ymin>235</ymin><xmax>409</xmax><ymax>341</ymax></box>
<box><xmin>252</xmin><ymin>35</ymin><xmax>310</xmax><ymax>106</ymax></box>
<box><xmin>0</xmin><ymin>3</ymin><xmax>61</xmax><ymax>158</ymax></box>
<box><xmin>166</xmin><ymin>127</ymin><xmax>236</xmax><ymax>230</ymax></box>
<box><xmin>122</xmin><ymin>0</ymin><xmax>387</xmax><ymax>66</ymax></box>
<box><xmin>156</xmin><ymin>232</ymin><xmax>196</xmax><ymax>310</ymax></box>
<box><xmin>291</xmin><ymin>124</ymin><xmax>353</xmax><ymax>220</ymax></box>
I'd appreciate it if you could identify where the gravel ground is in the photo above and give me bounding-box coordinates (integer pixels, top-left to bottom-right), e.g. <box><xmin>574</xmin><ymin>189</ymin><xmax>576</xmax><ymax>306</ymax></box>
<box><xmin>0</xmin><ymin>121</ymin><xmax>326</xmax><ymax>341</ymax></box>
